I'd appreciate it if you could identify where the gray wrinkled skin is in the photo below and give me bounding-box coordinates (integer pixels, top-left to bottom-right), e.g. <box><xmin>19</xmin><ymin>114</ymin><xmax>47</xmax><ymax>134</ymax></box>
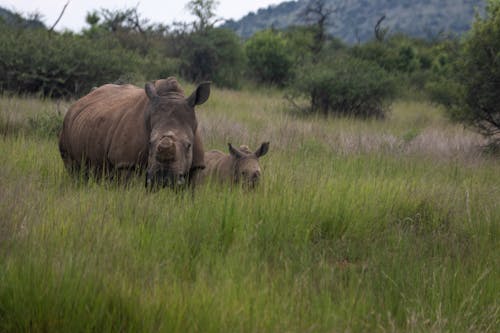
<box><xmin>58</xmin><ymin>77</ymin><xmax>210</xmax><ymax>189</ymax></box>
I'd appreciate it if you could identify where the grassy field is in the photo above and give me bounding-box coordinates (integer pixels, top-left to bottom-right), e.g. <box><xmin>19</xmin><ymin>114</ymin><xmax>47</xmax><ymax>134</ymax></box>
<box><xmin>0</xmin><ymin>87</ymin><xmax>498</xmax><ymax>332</ymax></box>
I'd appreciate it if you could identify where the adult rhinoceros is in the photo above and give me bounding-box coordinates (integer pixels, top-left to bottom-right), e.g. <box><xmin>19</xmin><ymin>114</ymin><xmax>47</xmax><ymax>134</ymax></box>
<box><xmin>58</xmin><ymin>77</ymin><xmax>210</xmax><ymax>188</ymax></box>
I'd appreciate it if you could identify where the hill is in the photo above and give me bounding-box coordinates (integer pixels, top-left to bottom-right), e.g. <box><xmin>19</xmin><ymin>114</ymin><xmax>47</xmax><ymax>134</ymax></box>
<box><xmin>222</xmin><ymin>0</ymin><xmax>486</xmax><ymax>43</ymax></box>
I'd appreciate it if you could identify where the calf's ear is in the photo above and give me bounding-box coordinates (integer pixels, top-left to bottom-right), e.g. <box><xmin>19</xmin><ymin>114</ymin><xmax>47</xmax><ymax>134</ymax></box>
<box><xmin>228</xmin><ymin>143</ymin><xmax>244</xmax><ymax>158</ymax></box>
<box><xmin>255</xmin><ymin>142</ymin><xmax>270</xmax><ymax>158</ymax></box>
<box><xmin>254</xmin><ymin>142</ymin><xmax>269</xmax><ymax>158</ymax></box>
<box><xmin>187</xmin><ymin>82</ymin><xmax>211</xmax><ymax>107</ymax></box>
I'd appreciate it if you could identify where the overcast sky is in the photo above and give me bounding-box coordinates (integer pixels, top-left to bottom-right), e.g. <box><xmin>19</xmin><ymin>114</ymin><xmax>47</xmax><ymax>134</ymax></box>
<box><xmin>0</xmin><ymin>0</ymin><xmax>284</xmax><ymax>32</ymax></box>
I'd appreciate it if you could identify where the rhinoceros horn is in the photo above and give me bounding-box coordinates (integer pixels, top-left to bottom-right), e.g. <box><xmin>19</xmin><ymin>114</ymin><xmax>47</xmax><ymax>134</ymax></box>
<box><xmin>156</xmin><ymin>137</ymin><xmax>175</xmax><ymax>161</ymax></box>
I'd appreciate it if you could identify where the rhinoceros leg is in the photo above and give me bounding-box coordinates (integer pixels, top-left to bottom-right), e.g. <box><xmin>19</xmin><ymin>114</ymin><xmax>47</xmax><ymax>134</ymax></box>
<box><xmin>59</xmin><ymin>150</ymin><xmax>84</xmax><ymax>179</ymax></box>
<box><xmin>58</xmin><ymin>132</ymin><xmax>86</xmax><ymax>179</ymax></box>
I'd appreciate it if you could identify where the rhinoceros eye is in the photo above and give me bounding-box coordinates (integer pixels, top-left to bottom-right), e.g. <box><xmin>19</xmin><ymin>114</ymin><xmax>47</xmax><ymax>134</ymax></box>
<box><xmin>185</xmin><ymin>142</ymin><xmax>192</xmax><ymax>151</ymax></box>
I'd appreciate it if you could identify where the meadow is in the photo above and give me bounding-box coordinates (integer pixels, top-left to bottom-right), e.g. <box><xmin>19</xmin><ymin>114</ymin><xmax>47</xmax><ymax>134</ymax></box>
<box><xmin>0</xmin><ymin>87</ymin><xmax>498</xmax><ymax>332</ymax></box>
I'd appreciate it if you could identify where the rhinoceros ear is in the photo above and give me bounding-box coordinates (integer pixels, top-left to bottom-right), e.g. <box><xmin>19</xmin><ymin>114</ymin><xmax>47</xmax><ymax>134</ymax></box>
<box><xmin>255</xmin><ymin>142</ymin><xmax>270</xmax><ymax>158</ymax></box>
<box><xmin>187</xmin><ymin>82</ymin><xmax>211</xmax><ymax>107</ymax></box>
<box><xmin>145</xmin><ymin>82</ymin><xmax>158</xmax><ymax>100</ymax></box>
<box><xmin>228</xmin><ymin>143</ymin><xmax>244</xmax><ymax>159</ymax></box>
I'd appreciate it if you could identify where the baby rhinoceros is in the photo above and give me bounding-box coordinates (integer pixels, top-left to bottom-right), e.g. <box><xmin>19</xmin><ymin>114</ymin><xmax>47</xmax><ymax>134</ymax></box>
<box><xmin>199</xmin><ymin>142</ymin><xmax>270</xmax><ymax>188</ymax></box>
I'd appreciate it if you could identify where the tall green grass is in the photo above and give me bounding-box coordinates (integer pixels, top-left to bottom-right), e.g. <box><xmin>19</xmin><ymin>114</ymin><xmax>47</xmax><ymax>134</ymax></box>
<box><xmin>0</xmin><ymin>90</ymin><xmax>498</xmax><ymax>332</ymax></box>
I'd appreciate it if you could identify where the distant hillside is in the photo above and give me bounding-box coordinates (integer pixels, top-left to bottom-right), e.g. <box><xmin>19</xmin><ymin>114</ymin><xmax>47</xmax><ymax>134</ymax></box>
<box><xmin>222</xmin><ymin>0</ymin><xmax>486</xmax><ymax>43</ymax></box>
<box><xmin>0</xmin><ymin>6</ymin><xmax>45</xmax><ymax>29</ymax></box>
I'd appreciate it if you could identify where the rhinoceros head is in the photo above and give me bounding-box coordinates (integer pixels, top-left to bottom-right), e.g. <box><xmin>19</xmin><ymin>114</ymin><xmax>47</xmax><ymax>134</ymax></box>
<box><xmin>144</xmin><ymin>78</ymin><xmax>210</xmax><ymax>188</ymax></box>
<box><xmin>228</xmin><ymin>142</ymin><xmax>270</xmax><ymax>188</ymax></box>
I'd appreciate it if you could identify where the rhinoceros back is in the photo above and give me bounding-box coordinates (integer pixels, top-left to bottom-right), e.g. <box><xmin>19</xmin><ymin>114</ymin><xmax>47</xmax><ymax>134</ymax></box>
<box><xmin>59</xmin><ymin>84</ymin><xmax>149</xmax><ymax>173</ymax></box>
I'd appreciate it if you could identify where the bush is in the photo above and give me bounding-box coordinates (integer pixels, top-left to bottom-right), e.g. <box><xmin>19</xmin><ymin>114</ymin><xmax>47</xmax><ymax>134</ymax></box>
<box><xmin>291</xmin><ymin>57</ymin><xmax>396</xmax><ymax>118</ymax></box>
<box><xmin>282</xmin><ymin>26</ymin><xmax>316</xmax><ymax>65</ymax></box>
<box><xmin>141</xmin><ymin>54</ymin><xmax>181</xmax><ymax>81</ymax></box>
<box><xmin>179</xmin><ymin>28</ymin><xmax>244</xmax><ymax>88</ymax></box>
<box><xmin>0</xmin><ymin>26</ymin><xmax>140</xmax><ymax>97</ymax></box>
<box><xmin>350</xmin><ymin>40</ymin><xmax>398</xmax><ymax>72</ymax></box>
<box><xmin>351</xmin><ymin>38</ymin><xmax>422</xmax><ymax>74</ymax></box>
<box><xmin>245</xmin><ymin>30</ymin><xmax>294</xmax><ymax>86</ymax></box>
<box><xmin>425</xmin><ymin>78</ymin><xmax>463</xmax><ymax>110</ymax></box>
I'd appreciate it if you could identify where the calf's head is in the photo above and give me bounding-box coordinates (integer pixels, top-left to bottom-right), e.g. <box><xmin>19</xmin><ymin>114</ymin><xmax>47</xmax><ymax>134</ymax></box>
<box><xmin>145</xmin><ymin>79</ymin><xmax>210</xmax><ymax>188</ymax></box>
<box><xmin>228</xmin><ymin>142</ymin><xmax>270</xmax><ymax>188</ymax></box>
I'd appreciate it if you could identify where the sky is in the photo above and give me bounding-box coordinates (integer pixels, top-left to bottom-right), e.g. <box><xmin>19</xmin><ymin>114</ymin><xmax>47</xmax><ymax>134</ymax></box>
<box><xmin>0</xmin><ymin>0</ymin><xmax>285</xmax><ymax>32</ymax></box>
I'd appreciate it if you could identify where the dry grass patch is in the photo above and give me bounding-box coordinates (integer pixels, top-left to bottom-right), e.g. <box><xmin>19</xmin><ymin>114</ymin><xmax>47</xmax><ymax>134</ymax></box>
<box><xmin>197</xmin><ymin>90</ymin><xmax>486</xmax><ymax>162</ymax></box>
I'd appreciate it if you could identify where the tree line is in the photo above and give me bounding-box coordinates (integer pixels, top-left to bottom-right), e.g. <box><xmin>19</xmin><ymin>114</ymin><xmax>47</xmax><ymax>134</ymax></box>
<box><xmin>0</xmin><ymin>0</ymin><xmax>498</xmax><ymax>146</ymax></box>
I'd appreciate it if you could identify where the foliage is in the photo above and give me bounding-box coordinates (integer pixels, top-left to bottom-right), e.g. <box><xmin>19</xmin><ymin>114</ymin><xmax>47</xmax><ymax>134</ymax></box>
<box><xmin>245</xmin><ymin>29</ymin><xmax>293</xmax><ymax>85</ymax></box>
<box><xmin>298</xmin><ymin>0</ymin><xmax>336</xmax><ymax>60</ymax></box>
<box><xmin>82</xmin><ymin>7</ymin><xmax>170</xmax><ymax>59</ymax></box>
<box><xmin>412</xmin><ymin>39</ymin><xmax>460</xmax><ymax>95</ymax></box>
<box><xmin>450</xmin><ymin>0</ymin><xmax>500</xmax><ymax>142</ymax></box>
<box><xmin>80</xmin><ymin>4</ymin><xmax>246</xmax><ymax>88</ymax></box>
<box><xmin>351</xmin><ymin>36</ymin><xmax>428</xmax><ymax>74</ymax></box>
<box><xmin>348</xmin><ymin>34</ymin><xmax>467</xmax><ymax>99</ymax></box>
<box><xmin>0</xmin><ymin>25</ymin><xmax>140</xmax><ymax>97</ymax></box>
<box><xmin>282</xmin><ymin>25</ymin><xmax>346</xmax><ymax>69</ymax></box>
<box><xmin>186</xmin><ymin>0</ymin><xmax>221</xmax><ymax>32</ymax></box>
<box><xmin>291</xmin><ymin>56</ymin><xmax>396</xmax><ymax>118</ymax></box>
<box><xmin>82</xmin><ymin>7</ymin><xmax>184</xmax><ymax>80</ymax></box>
<box><xmin>282</xmin><ymin>26</ymin><xmax>316</xmax><ymax>64</ymax></box>
<box><xmin>141</xmin><ymin>55</ymin><xmax>181</xmax><ymax>83</ymax></box>
<box><xmin>179</xmin><ymin>28</ymin><xmax>245</xmax><ymax>88</ymax></box>
<box><xmin>0</xmin><ymin>1</ymin><xmax>493</xmax><ymax>104</ymax></box>
<box><xmin>425</xmin><ymin>78</ymin><xmax>464</xmax><ymax>110</ymax></box>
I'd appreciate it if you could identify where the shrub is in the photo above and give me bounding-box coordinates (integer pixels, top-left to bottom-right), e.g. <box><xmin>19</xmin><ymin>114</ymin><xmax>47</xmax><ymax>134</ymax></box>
<box><xmin>291</xmin><ymin>57</ymin><xmax>396</xmax><ymax>118</ymax></box>
<box><xmin>350</xmin><ymin>40</ymin><xmax>399</xmax><ymax>72</ymax></box>
<box><xmin>0</xmin><ymin>26</ymin><xmax>140</xmax><ymax>97</ymax></box>
<box><xmin>282</xmin><ymin>26</ymin><xmax>316</xmax><ymax>65</ymax></box>
<box><xmin>141</xmin><ymin>54</ymin><xmax>181</xmax><ymax>81</ymax></box>
<box><xmin>245</xmin><ymin>30</ymin><xmax>293</xmax><ymax>86</ymax></box>
<box><xmin>351</xmin><ymin>38</ymin><xmax>421</xmax><ymax>74</ymax></box>
<box><xmin>179</xmin><ymin>28</ymin><xmax>244</xmax><ymax>88</ymax></box>
<box><xmin>425</xmin><ymin>78</ymin><xmax>464</xmax><ymax>110</ymax></box>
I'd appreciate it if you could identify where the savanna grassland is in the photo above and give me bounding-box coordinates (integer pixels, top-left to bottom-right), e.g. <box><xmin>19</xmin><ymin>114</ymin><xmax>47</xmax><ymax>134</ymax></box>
<box><xmin>0</xmin><ymin>87</ymin><xmax>498</xmax><ymax>332</ymax></box>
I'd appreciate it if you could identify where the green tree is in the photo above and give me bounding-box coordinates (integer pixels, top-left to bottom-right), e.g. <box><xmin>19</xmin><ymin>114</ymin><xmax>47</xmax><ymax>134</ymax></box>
<box><xmin>351</xmin><ymin>36</ymin><xmax>423</xmax><ymax>74</ymax></box>
<box><xmin>0</xmin><ymin>25</ymin><xmax>140</xmax><ymax>97</ymax></box>
<box><xmin>298</xmin><ymin>0</ymin><xmax>336</xmax><ymax>62</ymax></box>
<box><xmin>82</xmin><ymin>7</ymin><xmax>159</xmax><ymax>56</ymax></box>
<box><xmin>186</xmin><ymin>0</ymin><xmax>220</xmax><ymax>33</ymax></box>
<box><xmin>283</xmin><ymin>26</ymin><xmax>345</xmax><ymax>67</ymax></box>
<box><xmin>245</xmin><ymin>30</ymin><xmax>293</xmax><ymax>86</ymax></box>
<box><xmin>453</xmin><ymin>0</ymin><xmax>500</xmax><ymax>143</ymax></box>
<box><xmin>180</xmin><ymin>28</ymin><xmax>244</xmax><ymax>88</ymax></box>
<box><xmin>175</xmin><ymin>0</ymin><xmax>244</xmax><ymax>87</ymax></box>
